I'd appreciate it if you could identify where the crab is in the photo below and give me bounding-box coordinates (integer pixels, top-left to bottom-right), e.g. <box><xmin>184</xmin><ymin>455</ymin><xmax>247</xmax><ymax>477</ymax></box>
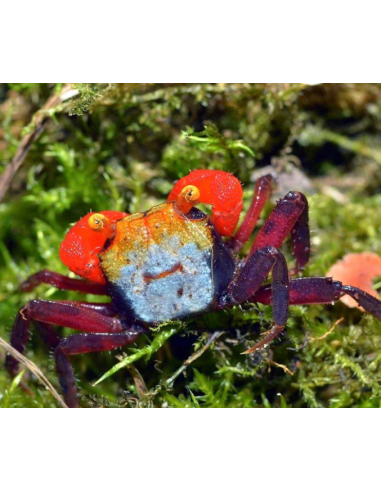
<box><xmin>6</xmin><ymin>169</ymin><xmax>381</xmax><ymax>407</ymax></box>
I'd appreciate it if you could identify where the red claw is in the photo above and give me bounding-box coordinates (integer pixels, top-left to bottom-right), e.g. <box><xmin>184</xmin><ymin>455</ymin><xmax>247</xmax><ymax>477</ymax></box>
<box><xmin>59</xmin><ymin>210</ymin><xmax>127</xmax><ymax>283</ymax></box>
<box><xmin>167</xmin><ymin>169</ymin><xmax>243</xmax><ymax>237</ymax></box>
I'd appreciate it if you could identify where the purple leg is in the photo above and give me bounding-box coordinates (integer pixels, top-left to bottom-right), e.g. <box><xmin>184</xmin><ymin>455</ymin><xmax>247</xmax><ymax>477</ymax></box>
<box><xmin>251</xmin><ymin>277</ymin><xmax>344</xmax><ymax>306</ymax></box>
<box><xmin>5</xmin><ymin>300</ymin><xmax>123</xmax><ymax>375</ymax></box>
<box><xmin>247</xmin><ymin>277</ymin><xmax>381</xmax><ymax>351</ymax></box>
<box><xmin>228</xmin><ymin>246</ymin><xmax>290</xmax><ymax>352</ymax></box>
<box><xmin>34</xmin><ymin>321</ymin><xmax>61</xmax><ymax>349</ymax></box>
<box><xmin>20</xmin><ymin>269</ymin><xmax>108</xmax><ymax>296</ymax></box>
<box><xmin>230</xmin><ymin>174</ymin><xmax>273</xmax><ymax>252</ymax></box>
<box><xmin>34</xmin><ymin>303</ymin><xmax>117</xmax><ymax>349</ymax></box>
<box><xmin>55</xmin><ymin>329</ymin><xmax>144</xmax><ymax>407</ymax></box>
<box><xmin>248</xmin><ymin>191</ymin><xmax>310</xmax><ymax>271</ymax></box>
<box><xmin>340</xmin><ymin>285</ymin><xmax>381</xmax><ymax>320</ymax></box>
<box><xmin>5</xmin><ymin>300</ymin><xmax>144</xmax><ymax>407</ymax></box>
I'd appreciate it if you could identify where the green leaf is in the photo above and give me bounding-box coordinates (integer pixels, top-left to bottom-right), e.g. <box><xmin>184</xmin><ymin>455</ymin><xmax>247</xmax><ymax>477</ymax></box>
<box><xmin>228</xmin><ymin>141</ymin><xmax>255</xmax><ymax>157</ymax></box>
<box><xmin>9</xmin><ymin>369</ymin><xmax>25</xmax><ymax>395</ymax></box>
<box><xmin>189</xmin><ymin>390</ymin><xmax>201</xmax><ymax>408</ymax></box>
<box><xmin>2</xmin><ymin>370</ymin><xmax>26</xmax><ymax>408</ymax></box>
<box><xmin>93</xmin><ymin>322</ymin><xmax>184</xmax><ymax>386</ymax></box>
<box><xmin>278</xmin><ymin>393</ymin><xmax>288</xmax><ymax>408</ymax></box>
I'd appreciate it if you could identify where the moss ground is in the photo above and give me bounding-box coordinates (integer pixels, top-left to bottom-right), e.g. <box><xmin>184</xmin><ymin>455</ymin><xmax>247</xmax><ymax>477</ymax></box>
<box><xmin>1</xmin><ymin>83</ymin><xmax>381</xmax><ymax>408</ymax></box>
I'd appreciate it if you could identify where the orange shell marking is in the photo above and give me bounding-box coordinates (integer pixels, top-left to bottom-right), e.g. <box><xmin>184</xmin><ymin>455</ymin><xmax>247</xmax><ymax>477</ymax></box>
<box><xmin>99</xmin><ymin>202</ymin><xmax>213</xmax><ymax>284</ymax></box>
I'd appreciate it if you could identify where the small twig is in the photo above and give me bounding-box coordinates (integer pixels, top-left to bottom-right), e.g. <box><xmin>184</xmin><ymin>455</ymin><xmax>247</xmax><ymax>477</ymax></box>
<box><xmin>165</xmin><ymin>331</ymin><xmax>223</xmax><ymax>387</ymax></box>
<box><xmin>288</xmin><ymin>317</ymin><xmax>344</xmax><ymax>352</ymax></box>
<box><xmin>0</xmin><ymin>336</ymin><xmax>68</xmax><ymax>408</ymax></box>
<box><xmin>309</xmin><ymin>317</ymin><xmax>344</xmax><ymax>342</ymax></box>
<box><xmin>0</xmin><ymin>83</ymin><xmax>78</xmax><ymax>203</ymax></box>
<box><xmin>266</xmin><ymin>359</ymin><xmax>294</xmax><ymax>376</ymax></box>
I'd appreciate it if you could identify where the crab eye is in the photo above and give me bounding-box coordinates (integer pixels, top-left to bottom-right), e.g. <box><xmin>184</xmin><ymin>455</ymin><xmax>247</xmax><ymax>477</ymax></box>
<box><xmin>88</xmin><ymin>213</ymin><xmax>116</xmax><ymax>239</ymax></box>
<box><xmin>88</xmin><ymin>213</ymin><xmax>108</xmax><ymax>231</ymax></box>
<box><xmin>181</xmin><ymin>185</ymin><xmax>200</xmax><ymax>202</ymax></box>
<box><xmin>174</xmin><ymin>185</ymin><xmax>201</xmax><ymax>214</ymax></box>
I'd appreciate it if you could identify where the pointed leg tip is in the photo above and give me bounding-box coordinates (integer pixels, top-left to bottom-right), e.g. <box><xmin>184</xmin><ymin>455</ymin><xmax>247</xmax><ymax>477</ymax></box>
<box><xmin>243</xmin><ymin>325</ymin><xmax>285</xmax><ymax>355</ymax></box>
<box><xmin>242</xmin><ymin>343</ymin><xmax>268</xmax><ymax>355</ymax></box>
<box><xmin>241</xmin><ymin>349</ymin><xmax>253</xmax><ymax>355</ymax></box>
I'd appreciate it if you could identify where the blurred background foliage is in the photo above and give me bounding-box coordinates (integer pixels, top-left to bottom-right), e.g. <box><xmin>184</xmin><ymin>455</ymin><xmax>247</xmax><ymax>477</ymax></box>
<box><xmin>1</xmin><ymin>83</ymin><xmax>381</xmax><ymax>407</ymax></box>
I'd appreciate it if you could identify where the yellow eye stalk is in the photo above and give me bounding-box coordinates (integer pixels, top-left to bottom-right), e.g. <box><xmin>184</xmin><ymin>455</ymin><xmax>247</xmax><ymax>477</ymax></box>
<box><xmin>174</xmin><ymin>185</ymin><xmax>201</xmax><ymax>214</ymax></box>
<box><xmin>88</xmin><ymin>213</ymin><xmax>115</xmax><ymax>238</ymax></box>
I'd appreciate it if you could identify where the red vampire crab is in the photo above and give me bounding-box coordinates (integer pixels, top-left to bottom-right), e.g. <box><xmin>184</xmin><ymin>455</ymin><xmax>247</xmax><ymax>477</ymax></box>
<box><xmin>6</xmin><ymin>169</ymin><xmax>381</xmax><ymax>407</ymax></box>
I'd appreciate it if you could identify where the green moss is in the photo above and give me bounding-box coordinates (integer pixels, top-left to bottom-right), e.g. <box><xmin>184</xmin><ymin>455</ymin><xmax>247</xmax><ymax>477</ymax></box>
<box><xmin>1</xmin><ymin>83</ymin><xmax>381</xmax><ymax>407</ymax></box>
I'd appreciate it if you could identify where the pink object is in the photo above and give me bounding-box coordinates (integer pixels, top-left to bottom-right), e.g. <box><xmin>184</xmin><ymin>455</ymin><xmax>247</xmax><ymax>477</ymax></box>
<box><xmin>327</xmin><ymin>252</ymin><xmax>381</xmax><ymax>310</ymax></box>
